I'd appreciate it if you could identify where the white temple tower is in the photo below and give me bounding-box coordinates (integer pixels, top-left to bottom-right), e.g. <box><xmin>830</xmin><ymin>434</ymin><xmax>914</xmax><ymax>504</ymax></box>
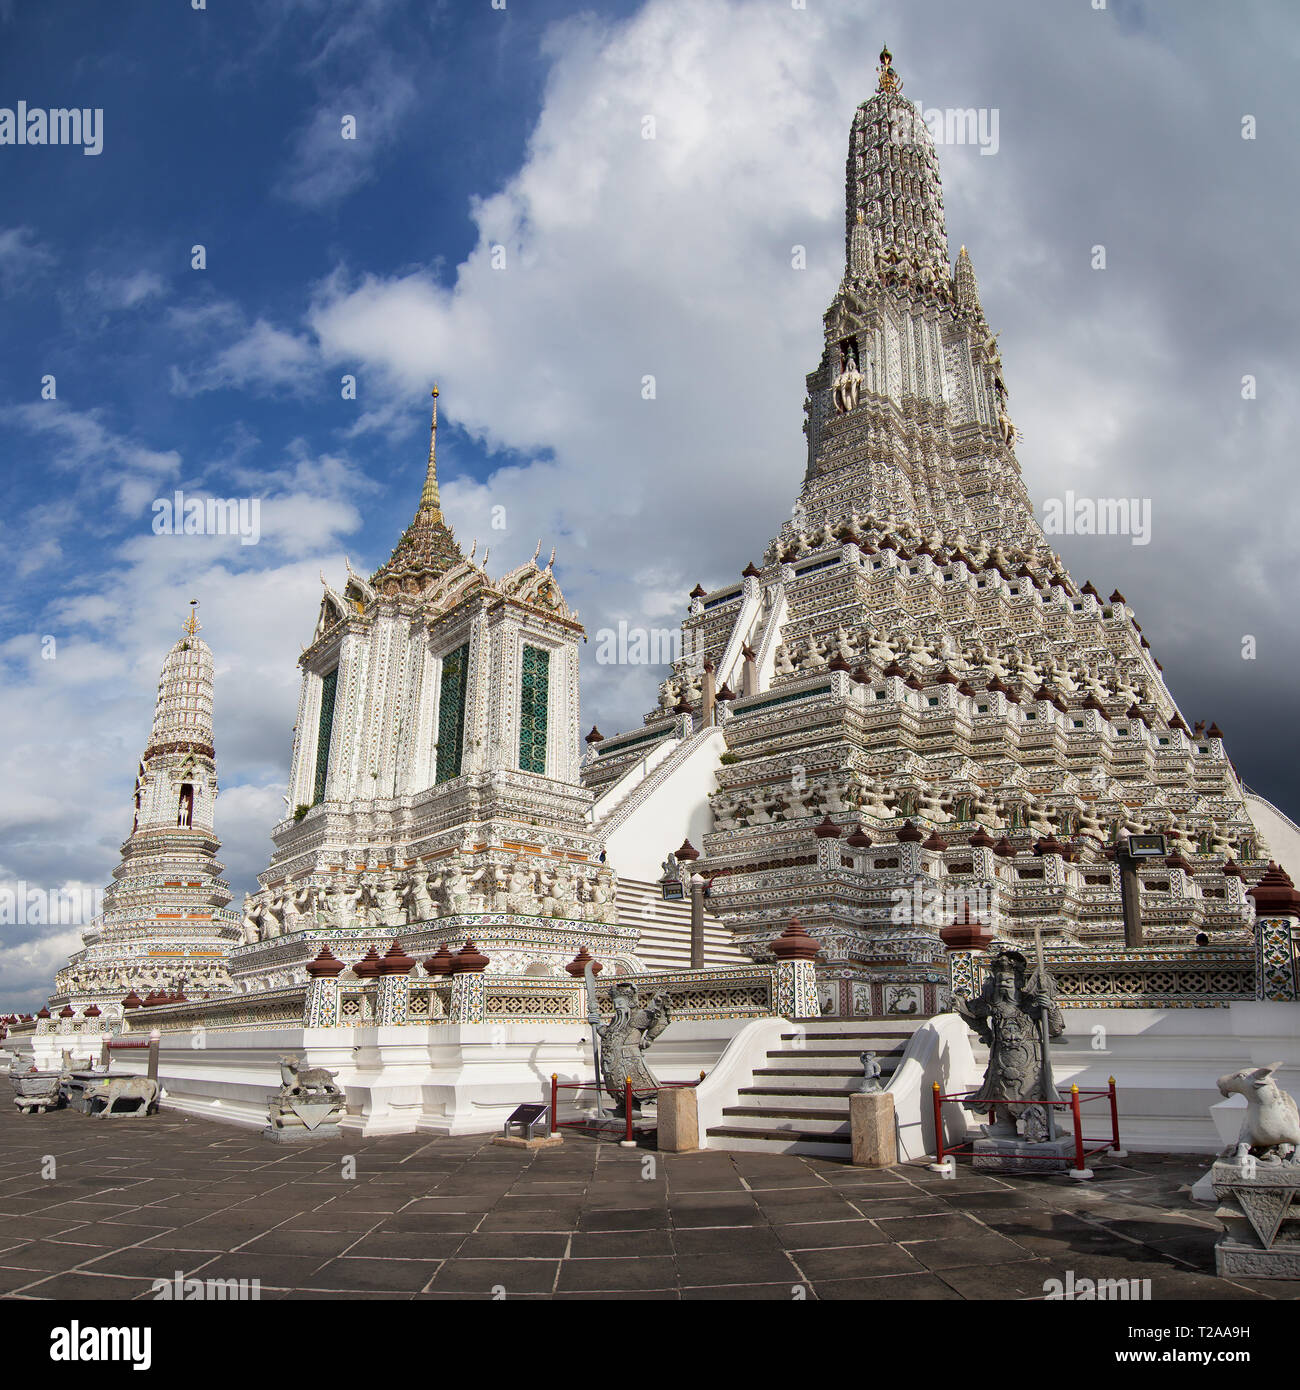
<box><xmin>54</xmin><ymin>605</ymin><xmax>240</xmax><ymax>1006</ymax></box>
<box><xmin>583</xmin><ymin>47</ymin><xmax>1280</xmax><ymax>1018</ymax></box>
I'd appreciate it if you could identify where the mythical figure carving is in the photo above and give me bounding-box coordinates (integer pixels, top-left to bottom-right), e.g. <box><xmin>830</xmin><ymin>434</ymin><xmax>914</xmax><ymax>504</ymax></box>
<box><xmin>371</xmin><ymin>869</ymin><xmax>406</xmax><ymax>928</ymax></box>
<box><xmin>276</xmin><ymin>879</ymin><xmax>315</xmax><ymax>933</ymax></box>
<box><xmin>240</xmin><ymin>894</ymin><xmax>264</xmax><ymax>944</ymax></box>
<box><xmin>597</xmin><ymin>984</ymin><xmax>671</xmax><ymax>1114</ymax></box>
<box><xmin>503</xmin><ymin>863</ymin><xmax>538</xmax><ymax>916</ymax></box>
<box><xmin>953</xmin><ymin>949</ymin><xmax>1064</xmax><ymax>1142</ymax></box>
<box><xmin>435</xmin><ymin>855</ymin><xmax>475</xmax><ymax>915</ymax></box>
<box><xmin>324</xmin><ymin>881</ymin><xmax>362</xmax><ymax>930</ymax></box>
<box><xmin>405</xmin><ymin>869</ymin><xmax>437</xmax><ymax>922</ymax></box>
<box><xmin>587</xmin><ymin>866</ymin><xmax>618</xmax><ymax>925</ymax></box>
<box><xmin>543</xmin><ymin>861</ymin><xmax>582</xmax><ymax>919</ymax></box>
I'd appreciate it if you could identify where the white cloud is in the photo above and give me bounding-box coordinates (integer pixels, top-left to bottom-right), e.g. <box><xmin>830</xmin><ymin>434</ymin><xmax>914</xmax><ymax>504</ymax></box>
<box><xmin>171</xmin><ymin>316</ymin><xmax>318</xmax><ymax>397</ymax></box>
<box><xmin>84</xmin><ymin>269</ymin><xmax>168</xmax><ymax>312</ymax></box>
<box><xmin>279</xmin><ymin>60</ymin><xmax>418</xmax><ymax>208</ymax></box>
<box><xmin>0</xmin><ymin>225</ymin><xmax>55</xmax><ymax>290</ymax></box>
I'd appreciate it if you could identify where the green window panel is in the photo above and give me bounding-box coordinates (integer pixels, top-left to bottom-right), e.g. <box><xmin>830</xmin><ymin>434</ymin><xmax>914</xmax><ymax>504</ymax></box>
<box><xmin>519</xmin><ymin>644</ymin><xmax>550</xmax><ymax>774</ymax></box>
<box><xmin>313</xmin><ymin>667</ymin><xmax>338</xmax><ymax>805</ymax></box>
<box><xmin>435</xmin><ymin>643</ymin><xmax>470</xmax><ymax>784</ymax></box>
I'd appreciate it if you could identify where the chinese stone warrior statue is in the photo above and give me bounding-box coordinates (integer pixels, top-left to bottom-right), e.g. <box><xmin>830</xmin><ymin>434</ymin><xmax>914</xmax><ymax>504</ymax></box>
<box><xmin>597</xmin><ymin>983</ymin><xmax>671</xmax><ymax>1115</ymax></box>
<box><xmin>953</xmin><ymin>949</ymin><xmax>1064</xmax><ymax>1142</ymax></box>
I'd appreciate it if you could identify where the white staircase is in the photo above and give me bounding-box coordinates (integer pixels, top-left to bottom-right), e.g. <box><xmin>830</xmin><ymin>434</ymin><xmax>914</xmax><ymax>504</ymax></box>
<box><xmin>616</xmin><ymin>876</ymin><xmax>750</xmax><ymax>972</ymax></box>
<box><xmin>589</xmin><ymin>726</ymin><xmax>716</xmax><ymax>840</ymax></box>
<box><xmin>704</xmin><ymin>1020</ymin><xmax>918</xmax><ymax>1158</ymax></box>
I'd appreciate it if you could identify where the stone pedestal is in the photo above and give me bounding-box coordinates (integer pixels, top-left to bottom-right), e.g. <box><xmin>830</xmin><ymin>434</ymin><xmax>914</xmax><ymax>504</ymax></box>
<box><xmin>657</xmin><ymin>1087</ymin><xmax>699</xmax><ymax>1153</ymax></box>
<box><xmin>1211</xmin><ymin>1157</ymin><xmax>1300</xmax><ymax>1278</ymax></box>
<box><xmin>492</xmin><ymin>1133</ymin><xmax>564</xmax><ymax>1151</ymax></box>
<box><xmin>263</xmin><ymin>1089</ymin><xmax>344</xmax><ymax>1142</ymax></box>
<box><xmin>850</xmin><ymin>1091</ymin><xmax>896</xmax><ymax>1167</ymax></box>
<box><xmin>971</xmin><ymin>1134</ymin><xmax>1074</xmax><ymax>1174</ymax></box>
<box><xmin>263</xmin><ymin>1120</ymin><xmax>342</xmax><ymax>1143</ymax></box>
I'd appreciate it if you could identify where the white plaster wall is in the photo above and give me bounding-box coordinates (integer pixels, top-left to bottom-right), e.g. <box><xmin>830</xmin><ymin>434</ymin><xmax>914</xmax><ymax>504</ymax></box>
<box><xmin>1244</xmin><ymin>792</ymin><xmax>1300</xmax><ymax>880</ymax></box>
<box><xmin>994</xmin><ymin>1002</ymin><xmax>1300</xmax><ymax>1155</ymax></box>
<box><xmin>603</xmin><ymin>727</ymin><xmax>726</xmax><ymax>880</ymax></box>
<box><xmin>43</xmin><ymin>1017</ymin><xmax>754</xmax><ymax>1138</ymax></box>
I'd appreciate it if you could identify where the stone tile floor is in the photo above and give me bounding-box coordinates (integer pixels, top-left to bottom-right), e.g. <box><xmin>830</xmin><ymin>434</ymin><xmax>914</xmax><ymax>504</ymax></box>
<box><xmin>1</xmin><ymin>1105</ymin><xmax>1296</xmax><ymax>1300</ymax></box>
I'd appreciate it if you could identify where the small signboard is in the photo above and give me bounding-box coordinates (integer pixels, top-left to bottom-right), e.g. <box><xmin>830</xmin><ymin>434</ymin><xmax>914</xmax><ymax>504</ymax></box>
<box><xmin>1125</xmin><ymin>834</ymin><xmax>1168</xmax><ymax>859</ymax></box>
<box><xmin>504</xmin><ymin>1102</ymin><xmax>549</xmax><ymax>1140</ymax></box>
<box><xmin>661</xmin><ymin>879</ymin><xmax>685</xmax><ymax>902</ymax></box>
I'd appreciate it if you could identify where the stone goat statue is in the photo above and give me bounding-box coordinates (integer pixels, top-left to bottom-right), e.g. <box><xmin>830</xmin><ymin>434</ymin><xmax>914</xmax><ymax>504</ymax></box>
<box><xmin>1217</xmin><ymin>1064</ymin><xmax>1300</xmax><ymax>1162</ymax></box>
<box><xmin>278</xmin><ymin>1056</ymin><xmax>341</xmax><ymax>1098</ymax></box>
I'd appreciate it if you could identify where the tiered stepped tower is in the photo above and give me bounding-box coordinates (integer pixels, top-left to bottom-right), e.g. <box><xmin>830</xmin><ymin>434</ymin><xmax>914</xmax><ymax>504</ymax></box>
<box><xmin>584</xmin><ymin>48</ymin><xmax>1279</xmax><ymax>1019</ymax></box>
<box><xmin>54</xmin><ymin>607</ymin><xmax>240</xmax><ymax>1006</ymax></box>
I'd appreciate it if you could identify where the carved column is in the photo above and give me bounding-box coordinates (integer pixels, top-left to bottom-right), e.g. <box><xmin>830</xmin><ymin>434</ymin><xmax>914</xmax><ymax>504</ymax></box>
<box><xmin>375</xmin><ymin>940</ymin><xmax>415</xmax><ymax>1025</ymax></box>
<box><xmin>303</xmin><ymin>946</ymin><xmax>345</xmax><ymax>1028</ymax></box>
<box><xmin>1250</xmin><ymin>865</ymin><xmax>1300</xmax><ymax>1002</ymax></box>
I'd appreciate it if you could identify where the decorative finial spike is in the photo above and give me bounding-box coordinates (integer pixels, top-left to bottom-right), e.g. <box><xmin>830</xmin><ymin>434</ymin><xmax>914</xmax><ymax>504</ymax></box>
<box><xmin>877</xmin><ymin>43</ymin><xmax>901</xmax><ymax>95</ymax></box>
<box><xmin>419</xmin><ymin>384</ymin><xmax>443</xmax><ymax>521</ymax></box>
<box><xmin>183</xmin><ymin>600</ymin><xmax>201</xmax><ymax>638</ymax></box>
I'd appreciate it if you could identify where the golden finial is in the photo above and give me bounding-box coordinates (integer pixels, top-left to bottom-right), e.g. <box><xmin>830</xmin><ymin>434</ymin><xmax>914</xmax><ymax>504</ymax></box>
<box><xmin>183</xmin><ymin>599</ymin><xmax>201</xmax><ymax>638</ymax></box>
<box><xmin>877</xmin><ymin>44</ymin><xmax>901</xmax><ymax>95</ymax></box>
<box><xmin>419</xmin><ymin>384</ymin><xmax>443</xmax><ymax>522</ymax></box>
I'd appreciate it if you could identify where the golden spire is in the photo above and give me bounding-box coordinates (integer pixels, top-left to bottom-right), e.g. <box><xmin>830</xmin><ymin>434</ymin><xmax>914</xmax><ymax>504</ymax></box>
<box><xmin>877</xmin><ymin>44</ymin><xmax>901</xmax><ymax>95</ymax></box>
<box><xmin>419</xmin><ymin>384</ymin><xmax>443</xmax><ymax>522</ymax></box>
<box><xmin>183</xmin><ymin>599</ymin><xmax>201</xmax><ymax>638</ymax></box>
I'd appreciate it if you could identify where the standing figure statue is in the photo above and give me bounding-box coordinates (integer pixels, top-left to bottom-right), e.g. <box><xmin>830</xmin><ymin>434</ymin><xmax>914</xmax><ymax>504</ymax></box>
<box><xmin>405</xmin><ymin>870</ymin><xmax>437</xmax><ymax>923</ymax></box>
<box><xmin>240</xmin><ymin>893</ymin><xmax>264</xmax><ymax>944</ymax></box>
<box><xmin>371</xmin><ymin>870</ymin><xmax>406</xmax><ymax>929</ymax></box>
<box><xmin>597</xmin><ymin>984</ymin><xmax>671</xmax><ymax>1116</ymax></box>
<box><xmin>833</xmin><ymin>352</ymin><xmax>864</xmax><ymax>415</ymax></box>
<box><xmin>857</xmin><ymin>1051</ymin><xmax>883</xmax><ymax>1093</ymax></box>
<box><xmin>953</xmin><ymin>949</ymin><xmax>1064</xmax><ymax>1142</ymax></box>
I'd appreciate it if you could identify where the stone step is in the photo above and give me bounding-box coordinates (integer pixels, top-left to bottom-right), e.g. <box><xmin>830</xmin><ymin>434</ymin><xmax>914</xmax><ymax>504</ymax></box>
<box><xmin>739</xmin><ymin>1080</ymin><xmax>863</xmax><ymax>1097</ymax></box>
<box><xmin>768</xmin><ymin>1047</ymin><xmax>903</xmax><ymax>1059</ymax></box>
<box><xmin>718</xmin><ymin>1110</ymin><xmax>850</xmax><ymax>1135</ymax></box>
<box><xmin>705</xmin><ymin>1124</ymin><xmax>854</xmax><ymax>1157</ymax></box>
<box><xmin>722</xmin><ymin>1100</ymin><xmax>856</xmax><ymax>1123</ymax></box>
<box><xmin>754</xmin><ymin>1064</ymin><xmax>869</xmax><ymax>1077</ymax></box>
<box><xmin>780</xmin><ymin>1029</ymin><xmax>914</xmax><ymax>1041</ymax></box>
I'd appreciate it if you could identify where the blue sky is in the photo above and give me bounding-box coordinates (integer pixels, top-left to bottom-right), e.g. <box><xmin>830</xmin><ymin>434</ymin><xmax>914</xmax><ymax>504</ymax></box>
<box><xmin>2</xmin><ymin>0</ymin><xmax>1298</xmax><ymax>1005</ymax></box>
